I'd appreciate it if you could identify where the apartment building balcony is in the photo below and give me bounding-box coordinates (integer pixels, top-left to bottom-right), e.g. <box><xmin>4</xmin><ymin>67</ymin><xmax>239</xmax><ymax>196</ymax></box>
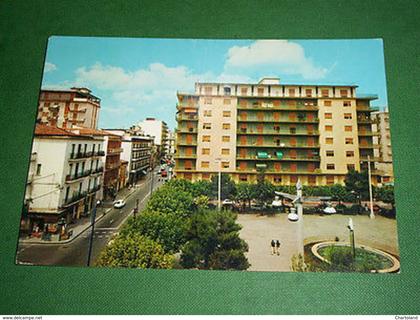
<box><xmin>358</xmin><ymin>131</ymin><xmax>380</xmax><ymax>137</ymax></box>
<box><xmin>238</xmin><ymin>143</ymin><xmax>320</xmax><ymax>148</ymax></box>
<box><xmin>360</xmin><ymin>156</ymin><xmax>382</xmax><ymax>162</ymax></box>
<box><xmin>88</xmin><ymin>184</ymin><xmax>101</xmax><ymax>194</ymax></box>
<box><xmin>61</xmin><ymin>191</ymin><xmax>88</xmax><ymax>208</ymax></box>
<box><xmin>236</xmin><ymin>129</ymin><xmax>319</xmax><ymax>136</ymax></box>
<box><xmin>176</xmin><ymin>114</ymin><xmax>198</xmax><ymax>121</ymax></box>
<box><xmin>237</xmin><ymin>155</ymin><xmax>321</xmax><ymax>162</ymax></box>
<box><xmin>132</xmin><ymin>155</ymin><xmax>150</xmax><ymax>162</ymax></box>
<box><xmin>237</xmin><ymin>117</ymin><xmax>319</xmax><ymax>124</ymax></box>
<box><xmin>356</xmin><ymin>105</ymin><xmax>380</xmax><ymax>112</ymax></box>
<box><xmin>359</xmin><ymin>143</ymin><xmax>380</xmax><ymax>149</ymax></box>
<box><xmin>174</xmin><ymin>154</ymin><xmax>197</xmax><ymax>159</ymax></box>
<box><xmin>235</xmin><ymin>168</ymin><xmax>324</xmax><ymax>175</ymax></box>
<box><xmin>105</xmin><ymin>163</ymin><xmax>120</xmax><ymax>171</ymax></box>
<box><xmin>177</xmin><ymin>140</ymin><xmax>198</xmax><ymax>146</ymax></box>
<box><xmin>176</xmin><ymin>127</ymin><xmax>198</xmax><ymax>134</ymax></box>
<box><xmin>132</xmin><ymin>146</ymin><xmax>150</xmax><ymax>151</ymax></box>
<box><xmin>65</xmin><ymin>170</ymin><xmax>91</xmax><ymax>182</ymax></box>
<box><xmin>237</xmin><ymin>104</ymin><xmax>318</xmax><ymax>111</ymax></box>
<box><xmin>69</xmin><ymin>151</ymin><xmax>91</xmax><ymax>160</ymax></box>
<box><xmin>91</xmin><ymin>150</ymin><xmax>105</xmax><ymax>157</ymax></box>
<box><xmin>90</xmin><ymin>166</ymin><xmax>104</xmax><ymax>175</ymax></box>
<box><xmin>130</xmin><ymin>163</ymin><xmax>150</xmax><ymax>173</ymax></box>
<box><xmin>107</xmin><ymin>147</ymin><xmax>123</xmax><ymax>155</ymax></box>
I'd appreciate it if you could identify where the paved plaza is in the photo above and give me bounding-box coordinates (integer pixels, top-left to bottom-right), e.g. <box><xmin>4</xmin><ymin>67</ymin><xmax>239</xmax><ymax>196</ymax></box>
<box><xmin>237</xmin><ymin>213</ymin><xmax>399</xmax><ymax>272</ymax></box>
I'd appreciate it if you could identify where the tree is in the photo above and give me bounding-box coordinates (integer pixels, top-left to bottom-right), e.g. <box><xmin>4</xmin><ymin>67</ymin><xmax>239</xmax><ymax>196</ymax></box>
<box><xmin>96</xmin><ymin>234</ymin><xmax>174</xmax><ymax>269</ymax></box>
<box><xmin>146</xmin><ymin>186</ymin><xmax>195</xmax><ymax>217</ymax></box>
<box><xmin>180</xmin><ymin>210</ymin><xmax>249</xmax><ymax>270</ymax></box>
<box><xmin>235</xmin><ymin>182</ymin><xmax>254</xmax><ymax>209</ymax></box>
<box><xmin>194</xmin><ymin>195</ymin><xmax>210</xmax><ymax>210</ymax></box>
<box><xmin>119</xmin><ymin>211</ymin><xmax>186</xmax><ymax>253</ymax></box>
<box><xmin>251</xmin><ymin>180</ymin><xmax>275</xmax><ymax>206</ymax></box>
<box><xmin>210</xmin><ymin>173</ymin><xmax>237</xmax><ymax>200</ymax></box>
<box><xmin>191</xmin><ymin>180</ymin><xmax>213</xmax><ymax>198</ymax></box>
<box><xmin>330</xmin><ymin>184</ymin><xmax>349</xmax><ymax>204</ymax></box>
<box><xmin>375</xmin><ymin>185</ymin><xmax>395</xmax><ymax>207</ymax></box>
<box><xmin>345</xmin><ymin>169</ymin><xmax>370</xmax><ymax>201</ymax></box>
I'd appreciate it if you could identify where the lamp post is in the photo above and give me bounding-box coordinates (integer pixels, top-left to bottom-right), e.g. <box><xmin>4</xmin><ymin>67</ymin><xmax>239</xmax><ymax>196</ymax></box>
<box><xmin>87</xmin><ymin>200</ymin><xmax>100</xmax><ymax>267</ymax></box>
<box><xmin>290</xmin><ymin>179</ymin><xmax>304</xmax><ymax>258</ymax></box>
<box><xmin>347</xmin><ymin>217</ymin><xmax>356</xmax><ymax>259</ymax></box>
<box><xmin>215</xmin><ymin>158</ymin><xmax>222</xmax><ymax>210</ymax></box>
<box><xmin>367</xmin><ymin>155</ymin><xmax>375</xmax><ymax>219</ymax></box>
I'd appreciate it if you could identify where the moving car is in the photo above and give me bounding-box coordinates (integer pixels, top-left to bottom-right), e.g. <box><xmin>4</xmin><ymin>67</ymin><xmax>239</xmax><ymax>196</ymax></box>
<box><xmin>113</xmin><ymin>199</ymin><xmax>126</xmax><ymax>209</ymax></box>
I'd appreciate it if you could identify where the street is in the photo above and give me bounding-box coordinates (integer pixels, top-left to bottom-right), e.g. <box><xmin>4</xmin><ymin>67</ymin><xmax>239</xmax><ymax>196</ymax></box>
<box><xmin>16</xmin><ymin>172</ymin><xmax>166</xmax><ymax>267</ymax></box>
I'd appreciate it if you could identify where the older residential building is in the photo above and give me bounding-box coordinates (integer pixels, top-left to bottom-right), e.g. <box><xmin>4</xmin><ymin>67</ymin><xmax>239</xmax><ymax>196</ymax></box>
<box><xmin>137</xmin><ymin>118</ymin><xmax>169</xmax><ymax>158</ymax></box>
<box><xmin>105</xmin><ymin>129</ymin><xmax>153</xmax><ymax>186</ymax></box>
<box><xmin>175</xmin><ymin>78</ymin><xmax>381</xmax><ymax>186</ymax></box>
<box><xmin>37</xmin><ymin>87</ymin><xmax>101</xmax><ymax>129</ymax></box>
<box><xmin>371</xmin><ymin>108</ymin><xmax>394</xmax><ymax>185</ymax></box>
<box><xmin>119</xmin><ymin>160</ymin><xmax>129</xmax><ymax>190</ymax></box>
<box><xmin>102</xmin><ymin>134</ymin><xmax>123</xmax><ymax>199</ymax></box>
<box><xmin>167</xmin><ymin>129</ymin><xmax>176</xmax><ymax>158</ymax></box>
<box><xmin>21</xmin><ymin>125</ymin><xmax>104</xmax><ymax>236</ymax></box>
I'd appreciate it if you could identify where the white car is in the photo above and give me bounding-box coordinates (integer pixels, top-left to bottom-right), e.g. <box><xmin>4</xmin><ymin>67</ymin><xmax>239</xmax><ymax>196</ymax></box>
<box><xmin>113</xmin><ymin>199</ymin><xmax>126</xmax><ymax>209</ymax></box>
<box><xmin>222</xmin><ymin>199</ymin><xmax>235</xmax><ymax>205</ymax></box>
<box><xmin>287</xmin><ymin>212</ymin><xmax>299</xmax><ymax>222</ymax></box>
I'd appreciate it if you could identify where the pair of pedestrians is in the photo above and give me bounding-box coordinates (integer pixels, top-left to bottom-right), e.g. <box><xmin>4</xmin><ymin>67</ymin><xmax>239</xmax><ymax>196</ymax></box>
<box><xmin>270</xmin><ymin>239</ymin><xmax>281</xmax><ymax>255</ymax></box>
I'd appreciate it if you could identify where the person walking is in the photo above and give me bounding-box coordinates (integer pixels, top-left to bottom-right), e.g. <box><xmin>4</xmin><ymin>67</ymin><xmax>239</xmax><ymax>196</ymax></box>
<box><xmin>275</xmin><ymin>240</ymin><xmax>281</xmax><ymax>255</ymax></box>
<box><xmin>270</xmin><ymin>240</ymin><xmax>276</xmax><ymax>255</ymax></box>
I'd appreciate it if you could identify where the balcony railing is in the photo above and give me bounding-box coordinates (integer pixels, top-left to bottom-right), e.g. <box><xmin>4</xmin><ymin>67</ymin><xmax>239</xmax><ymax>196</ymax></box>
<box><xmin>88</xmin><ymin>184</ymin><xmax>101</xmax><ymax>194</ymax></box>
<box><xmin>176</xmin><ymin>114</ymin><xmax>198</xmax><ymax>121</ymax></box>
<box><xmin>90</xmin><ymin>167</ymin><xmax>104</xmax><ymax>175</ymax></box>
<box><xmin>237</xmin><ymin>104</ymin><xmax>318</xmax><ymax>111</ymax></box>
<box><xmin>62</xmin><ymin>191</ymin><xmax>88</xmax><ymax>207</ymax></box>
<box><xmin>359</xmin><ymin>144</ymin><xmax>380</xmax><ymax>149</ymax></box>
<box><xmin>176</xmin><ymin>140</ymin><xmax>198</xmax><ymax>146</ymax></box>
<box><xmin>237</xmin><ymin>117</ymin><xmax>319</xmax><ymax>123</ymax></box>
<box><xmin>360</xmin><ymin>156</ymin><xmax>382</xmax><ymax>162</ymax></box>
<box><xmin>237</xmin><ymin>156</ymin><xmax>321</xmax><ymax>161</ymax></box>
<box><xmin>238</xmin><ymin>143</ymin><xmax>320</xmax><ymax>148</ymax></box>
<box><xmin>174</xmin><ymin>154</ymin><xmax>197</xmax><ymax>159</ymax></box>
<box><xmin>237</xmin><ymin>130</ymin><xmax>319</xmax><ymax>136</ymax></box>
<box><xmin>107</xmin><ymin>147</ymin><xmax>123</xmax><ymax>154</ymax></box>
<box><xmin>66</xmin><ymin>170</ymin><xmax>91</xmax><ymax>182</ymax></box>
<box><xmin>70</xmin><ymin>152</ymin><xmax>90</xmax><ymax>160</ymax></box>
<box><xmin>358</xmin><ymin>131</ymin><xmax>379</xmax><ymax>136</ymax></box>
<box><xmin>177</xmin><ymin>127</ymin><xmax>198</xmax><ymax>133</ymax></box>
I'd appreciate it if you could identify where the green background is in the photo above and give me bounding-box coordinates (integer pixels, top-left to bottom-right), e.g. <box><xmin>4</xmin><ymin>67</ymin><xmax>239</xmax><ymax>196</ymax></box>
<box><xmin>0</xmin><ymin>0</ymin><xmax>419</xmax><ymax>315</ymax></box>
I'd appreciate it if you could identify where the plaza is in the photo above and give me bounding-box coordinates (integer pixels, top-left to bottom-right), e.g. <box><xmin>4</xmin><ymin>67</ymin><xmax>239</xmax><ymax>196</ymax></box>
<box><xmin>237</xmin><ymin>213</ymin><xmax>399</xmax><ymax>272</ymax></box>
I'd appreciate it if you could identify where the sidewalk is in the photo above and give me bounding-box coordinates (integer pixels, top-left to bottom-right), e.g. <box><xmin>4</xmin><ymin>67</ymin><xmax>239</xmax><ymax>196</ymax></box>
<box><xmin>19</xmin><ymin>185</ymin><xmax>139</xmax><ymax>245</ymax></box>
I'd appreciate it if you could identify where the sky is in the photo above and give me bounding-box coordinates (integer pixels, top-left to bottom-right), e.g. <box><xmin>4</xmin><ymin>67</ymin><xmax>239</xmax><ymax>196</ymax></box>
<box><xmin>42</xmin><ymin>37</ymin><xmax>388</xmax><ymax>130</ymax></box>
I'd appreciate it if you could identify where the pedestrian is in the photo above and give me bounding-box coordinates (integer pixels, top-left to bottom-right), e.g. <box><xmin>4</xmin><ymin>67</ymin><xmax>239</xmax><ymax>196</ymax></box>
<box><xmin>275</xmin><ymin>240</ymin><xmax>281</xmax><ymax>255</ymax></box>
<box><xmin>270</xmin><ymin>239</ymin><xmax>276</xmax><ymax>255</ymax></box>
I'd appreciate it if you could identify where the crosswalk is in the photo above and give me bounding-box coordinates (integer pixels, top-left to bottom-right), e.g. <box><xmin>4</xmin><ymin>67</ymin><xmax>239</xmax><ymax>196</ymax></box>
<box><xmin>83</xmin><ymin>227</ymin><xmax>118</xmax><ymax>239</ymax></box>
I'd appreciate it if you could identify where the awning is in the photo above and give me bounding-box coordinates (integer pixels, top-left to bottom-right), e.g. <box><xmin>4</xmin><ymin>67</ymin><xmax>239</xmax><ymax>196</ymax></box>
<box><xmin>257</xmin><ymin>152</ymin><xmax>268</xmax><ymax>159</ymax></box>
<box><xmin>275</xmin><ymin>151</ymin><xmax>284</xmax><ymax>159</ymax></box>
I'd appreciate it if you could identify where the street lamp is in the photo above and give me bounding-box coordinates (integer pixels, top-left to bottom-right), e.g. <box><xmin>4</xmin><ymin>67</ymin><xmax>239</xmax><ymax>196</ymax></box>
<box><xmin>87</xmin><ymin>200</ymin><xmax>101</xmax><ymax>267</ymax></box>
<box><xmin>367</xmin><ymin>155</ymin><xmax>375</xmax><ymax>219</ymax></box>
<box><xmin>289</xmin><ymin>179</ymin><xmax>304</xmax><ymax>258</ymax></box>
<box><xmin>215</xmin><ymin>158</ymin><xmax>223</xmax><ymax>210</ymax></box>
<box><xmin>347</xmin><ymin>217</ymin><xmax>356</xmax><ymax>258</ymax></box>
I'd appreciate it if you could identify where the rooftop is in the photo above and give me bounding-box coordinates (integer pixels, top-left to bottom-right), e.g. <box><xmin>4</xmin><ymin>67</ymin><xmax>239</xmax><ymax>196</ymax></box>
<box><xmin>35</xmin><ymin>124</ymin><xmax>80</xmax><ymax>137</ymax></box>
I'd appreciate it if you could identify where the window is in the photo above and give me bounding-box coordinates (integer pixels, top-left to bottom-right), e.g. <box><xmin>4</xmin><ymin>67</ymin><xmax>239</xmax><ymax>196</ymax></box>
<box><xmin>345</xmin><ymin>138</ymin><xmax>354</xmax><ymax>144</ymax></box>
<box><xmin>203</xmin><ymin>110</ymin><xmax>212</xmax><ymax>117</ymax></box>
<box><xmin>202</xmin><ymin>135</ymin><xmax>211</xmax><ymax>142</ymax></box>
<box><xmin>241</xmin><ymin>87</ymin><xmax>248</xmax><ymax>95</ymax></box>
<box><xmin>325</xmin><ymin>113</ymin><xmax>332</xmax><ymax>119</ymax></box>
<box><xmin>346</xmin><ymin>151</ymin><xmax>355</xmax><ymax>157</ymax></box>
<box><xmin>340</xmin><ymin>89</ymin><xmax>348</xmax><ymax>97</ymax></box>
<box><xmin>326</xmin><ymin>164</ymin><xmax>335</xmax><ymax>170</ymax></box>
<box><xmin>203</xmin><ymin>123</ymin><xmax>211</xmax><ymax>130</ymax></box>
<box><xmin>222</xmin><ymin>123</ymin><xmax>231</xmax><ymax>130</ymax></box>
<box><xmin>223</xmin><ymin>110</ymin><xmax>231</xmax><ymax>117</ymax></box>
<box><xmin>202</xmin><ymin>148</ymin><xmax>210</xmax><ymax>155</ymax></box>
<box><xmin>221</xmin><ymin>161</ymin><xmax>230</xmax><ymax>168</ymax></box>
<box><xmin>36</xmin><ymin>164</ymin><xmax>42</xmax><ymax>175</ymax></box>
<box><xmin>326</xmin><ymin>137</ymin><xmax>334</xmax><ymax>144</ymax></box>
<box><xmin>343</xmin><ymin>101</ymin><xmax>351</xmax><ymax>107</ymax></box>
<box><xmin>347</xmin><ymin>164</ymin><xmax>355</xmax><ymax>171</ymax></box>
<box><xmin>289</xmin><ymin>88</ymin><xmax>295</xmax><ymax>97</ymax></box>
<box><xmin>221</xmin><ymin>148</ymin><xmax>230</xmax><ymax>155</ymax></box>
<box><xmin>204</xmin><ymin>98</ymin><xmax>212</xmax><ymax>104</ymax></box>
<box><xmin>325</xmin><ymin>125</ymin><xmax>333</xmax><ymax>131</ymax></box>
<box><xmin>201</xmin><ymin>161</ymin><xmax>209</xmax><ymax>168</ymax></box>
<box><xmin>204</xmin><ymin>86</ymin><xmax>212</xmax><ymax>95</ymax></box>
<box><xmin>345</xmin><ymin>125</ymin><xmax>353</xmax><ymax>132</ymax></box>
<box><xmin>257</xmin><ymin>88</ymin><xmax>264</xmax><ymax>95</ymax></box>
<box><xmin>222</xmin><ymin>135</ymin><xmax>230</xmax><ymax>142</ymax></box>
<box><xmin>324</xmin><ymin>100</ymin><xmax>332</xmax><ymax>107</ymax></box>
<box><xmin>305</xmin><ymin>89</ymin><xmax>312</xmax><ymax>97</ymax></box>
<box><xmin>224</xmin><ymin>87</ymin><xmax>231</xmax><ymax>95</ymax></box>
<box><xmin>223</xmin><ymin>99</ymin><xmax>231</xmax><ymax>105</ymax></box>
<box><xmin>290</xmin><ymin>175</ymin><xmax>298</xmax><ymax>183</ymax></box>
<box><xmin>326</xmin><ymin>150</ymin><xmax>334</xmax><ymax>157</ymax></box>
<box><xmin>344</xmin><ymin>113</ymin><xmax>352</xmax><ymax>119</ymax></box>
<box><xmin>321</xmin><ymin>89</ymin><xmax>329</xmax><ymax>97</ymax></box>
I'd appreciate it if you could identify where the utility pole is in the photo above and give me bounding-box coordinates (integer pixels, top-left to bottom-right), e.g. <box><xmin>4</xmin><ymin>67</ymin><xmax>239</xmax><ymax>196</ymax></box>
<box><xmin>367</xmin><ymin>155</ymin><xmax>375</xmax><ymax>219</ymax></box>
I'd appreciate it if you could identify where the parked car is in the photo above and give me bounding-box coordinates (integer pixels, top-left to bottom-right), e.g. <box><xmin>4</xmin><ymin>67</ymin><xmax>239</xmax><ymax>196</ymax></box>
<box><xmin>287</xmin><ymin>212</ymin><xmax>299</xmax><ymax>222</ymax></box>
<box><xmin>222</xmin><ymin>199</ymin><xmax>234</xmax><ymax>205</ymax></box>
<box><xmin>113</xmin><ymin>199</ymin><xmax>126</xmax><ymax>209</ymax></box>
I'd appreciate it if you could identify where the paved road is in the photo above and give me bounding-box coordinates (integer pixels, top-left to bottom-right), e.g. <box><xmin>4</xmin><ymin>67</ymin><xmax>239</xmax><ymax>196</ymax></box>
<box><xmin>16</xmin><ymin>172</ymin><xmax>166</xmax><ymax>267</ymax></box>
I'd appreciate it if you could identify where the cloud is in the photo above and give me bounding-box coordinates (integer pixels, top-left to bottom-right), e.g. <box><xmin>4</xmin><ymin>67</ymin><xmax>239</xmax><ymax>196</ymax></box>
<box><xmin>225</xmin><ymin>40</ymin><xmax>328</xmax><ymax>80</ymax></box>
<box><xmin>44</xmin><ymin>62</ymin><xmax>57</xmax><ymax>73</ymax></box>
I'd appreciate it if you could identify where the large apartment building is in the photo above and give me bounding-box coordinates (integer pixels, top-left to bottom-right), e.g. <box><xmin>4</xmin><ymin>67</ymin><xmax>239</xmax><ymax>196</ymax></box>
<box><xmin>37</xmin><ymin>87</ymin><xmax>101</xmax><ymax>129</ymax></box>
<box><xmin>175</xmin><ymin>78</ymin><xmax>380</xmax><ymax>186</ymax></box>
<box><xmin>138</xmin><ymin>118</ymin><xmax>169</xmax><ymax>158</ymax></box>
<box><xmin>21</xmin><ymin>125</ymin><xmax>104</xmax><ymax>236</ymax></box>
<box><xmin>371</xmin><ymin>108</ymin><xmax>394</xmax><ymax>185</ymax></box>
